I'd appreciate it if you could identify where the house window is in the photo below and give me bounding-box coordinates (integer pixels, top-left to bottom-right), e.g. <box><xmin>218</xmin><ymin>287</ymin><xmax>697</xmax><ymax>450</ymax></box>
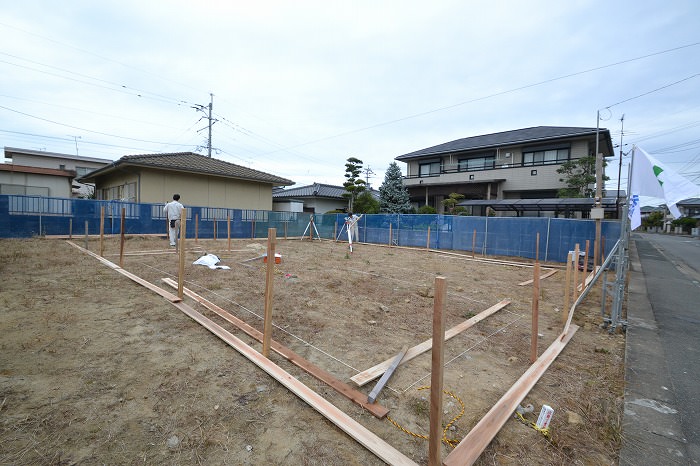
<box><xmin>523</xmin><ymin>147</ymin><xmax>570</xmax><ymax>166</ymax></box>
<box><xmin>75</xmin><ymin>166</ymin><xmax>92</xmax><ymax>177</ymax></box>
<box><xmin>458</xmin><ymin>154</ymin><xmax>495</xmax><ymax>171</ymax></box>
<box><xmin>419</xmin><ymin>161</ymin><xmax>441</xmax><ymax>177</ymax></box>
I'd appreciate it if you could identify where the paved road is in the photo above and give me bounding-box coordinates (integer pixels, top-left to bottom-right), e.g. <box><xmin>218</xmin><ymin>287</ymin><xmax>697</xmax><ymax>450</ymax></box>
<box><xmin>621</xmin><ymin>232</ymin><xmax>700</xmax><ymax>465</ymax></box>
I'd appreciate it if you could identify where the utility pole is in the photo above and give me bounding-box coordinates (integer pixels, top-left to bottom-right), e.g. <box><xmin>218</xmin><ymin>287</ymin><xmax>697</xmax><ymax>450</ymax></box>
<box><xmin>616</xmin><ymin>115</ymin><xmax>625</xmax><ymax>219</ymax></box>
<box><xmin>363</xmin><ymin>166</ymin><xmax>375</xmax><ymax>189</ymax></box>
<box><xmin>68</xmin><ymin>135</ymin><xmax>81</xmax><ymax>155</ymax></box>
<box><xmin>192</xmin><ymin>94</ymin><xmax>216</xmax><ymax>157</ymax></box>
<box><xmin>207</xmin><ymin>93</ymin><xmax>213</xmax><ymax>157</ymax></box>
<box><xmin>593</xmin><ymin>110</ymin><xmax>603</xmax><ymax>270</ymax></box>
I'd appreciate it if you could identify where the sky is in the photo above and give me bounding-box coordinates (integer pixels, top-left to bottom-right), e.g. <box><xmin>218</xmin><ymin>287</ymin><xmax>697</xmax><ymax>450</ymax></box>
<box><xmin>1</xmin><ymin>0</ymin><xmax>699</xmax><ymax>203</ymax></box>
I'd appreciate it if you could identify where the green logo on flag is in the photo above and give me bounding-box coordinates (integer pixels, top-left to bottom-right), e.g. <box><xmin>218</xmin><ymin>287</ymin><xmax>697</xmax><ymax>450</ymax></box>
<box><xmin>653</xmin><ymin>165</ymin><xmax>664</xmax><ymax>186</ymax></box>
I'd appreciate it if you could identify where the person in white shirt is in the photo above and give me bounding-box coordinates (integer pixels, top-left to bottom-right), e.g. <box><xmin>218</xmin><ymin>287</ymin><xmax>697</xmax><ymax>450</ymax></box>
<box><xmin>163</xmin><ymin>194</ymin><xmax>184</xmax><ymax>247</ymax></box>
<box><xmin>346</xmin><ymin>211</ymin><xmax>362</xmax><ymax>244</ymax></box>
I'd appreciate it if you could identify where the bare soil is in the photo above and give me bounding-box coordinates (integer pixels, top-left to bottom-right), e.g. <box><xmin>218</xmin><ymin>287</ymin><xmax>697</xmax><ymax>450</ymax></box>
<box><xmin>0</xmin><ymin>236</ymin><xmax>624</xmax><ymax>465</ymax></box>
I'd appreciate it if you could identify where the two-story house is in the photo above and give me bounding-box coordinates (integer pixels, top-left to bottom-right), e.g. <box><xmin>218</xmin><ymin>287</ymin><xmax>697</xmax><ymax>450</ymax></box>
<box><xmin>395</xmin><ymin>126</ymin><xmax>615</xmax><ymax>216</ymax></box>
<box><xmin>3</xmin><ymin>147</ymin><xmax>112</xmax><ymax>198</ymax></box>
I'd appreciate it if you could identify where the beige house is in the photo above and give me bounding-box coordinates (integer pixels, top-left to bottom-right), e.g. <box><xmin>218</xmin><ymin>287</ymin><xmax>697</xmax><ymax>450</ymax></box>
<box><xmin>79</xmin><ymin>152</ymin><xmax>294</xmax><ymax>210</ymax></box>
<box><xmin>395</xmin><ymin>126</ymin><xmax>615</xmax><ymax>215</ymax></box>
<box><xmin>3</xmin><ymin>147</ymin><xmax>112</xmax><ymax>197</ymax></box>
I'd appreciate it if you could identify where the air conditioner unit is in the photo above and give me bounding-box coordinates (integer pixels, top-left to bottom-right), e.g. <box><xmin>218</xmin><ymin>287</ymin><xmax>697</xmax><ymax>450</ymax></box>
<box><xmin>505</xmin><ymin>152</ymin><xmax>512</xmax><ymax>158</ymax></box>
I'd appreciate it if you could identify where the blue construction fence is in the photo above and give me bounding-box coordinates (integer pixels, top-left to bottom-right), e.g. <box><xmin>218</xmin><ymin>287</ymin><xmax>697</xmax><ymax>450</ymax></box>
<box><xmin>0</xmin><ymin>194</ymin><xmax>621</xmax><ymax>263</ymax></box>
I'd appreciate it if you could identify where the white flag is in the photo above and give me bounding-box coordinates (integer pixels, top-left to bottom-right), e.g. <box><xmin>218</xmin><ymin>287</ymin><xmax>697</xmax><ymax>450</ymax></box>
<box><xmin>628</xmin><ymin>146</ymin><xmax>699</xmax><ymax>230</ymax></box>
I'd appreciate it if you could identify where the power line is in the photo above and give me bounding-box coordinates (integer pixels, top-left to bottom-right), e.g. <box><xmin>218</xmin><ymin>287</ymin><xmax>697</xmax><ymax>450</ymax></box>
<box><xmin>261</xmin><ymin>41</ymin><xmax>700</xmax><ymax>154</ymax></box>
<box><xmin>604</xmin><ymin>73</ymin><xmax>700</xmax><ymax>109</ymax></box>
<box><xmin>0</xmin><ymin>104</ymin><xmax>195</xmax><ymax>146</ymax></box>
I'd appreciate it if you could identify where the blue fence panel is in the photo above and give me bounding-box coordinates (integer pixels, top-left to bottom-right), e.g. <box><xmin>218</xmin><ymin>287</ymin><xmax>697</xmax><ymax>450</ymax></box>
<box><xmin>0</xmin><ymin>195</ymin><xmax>627</xmax><ymax>264</ymax></box>
<box><xmin>452</xmin><ymin>216</ymin><xmax>487</xmax><ymax>253</ymax></box>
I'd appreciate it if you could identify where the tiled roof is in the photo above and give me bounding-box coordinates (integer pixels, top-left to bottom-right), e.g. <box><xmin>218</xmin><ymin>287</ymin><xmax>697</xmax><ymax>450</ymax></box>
<box><xmin>273</xmin><ymin>182</ymin><xmax>347</xmax><ymax>199</ymax></box>
<box><xmin>79</xmin><ymin>152</ymin><xmax>293</xmax><ymax>186</ymax></box>
<box><xmin>396</xmin><ymin>126</ymin><xmax>612</xmax><ymax>160</ymax></box>
<box><xmin>677</xmin><ymin>197</ymin><xmax>700</xmax><ymax>206</ymax></box>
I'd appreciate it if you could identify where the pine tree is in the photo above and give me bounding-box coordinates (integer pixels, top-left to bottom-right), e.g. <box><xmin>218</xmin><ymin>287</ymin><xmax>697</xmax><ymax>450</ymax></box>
<box><xmin>343</xmin><ymin>157</ymin><xmax>366</xmax><ymax>211</ymax></box>
<box><xmin>379</xmin><ymin>162</ymin><xmax>412</xmax><ymax>213</ymax></box>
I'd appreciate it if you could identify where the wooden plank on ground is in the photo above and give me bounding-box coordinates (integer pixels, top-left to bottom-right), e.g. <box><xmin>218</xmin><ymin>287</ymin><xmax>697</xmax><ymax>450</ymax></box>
<box><xmin>367</xmin><ymin>346</ymin><xmax>408</xmax><ymax>404</ymax></box>
<box><xmin>576</xmin><ymin>266</ymin><xmax>600</xmax><ymax>292</ymax></box>
<box><xmin>443</xmin><ymin>325</ymin><xmax>579</xmax><ymax>466</ymax></box>
<box><xmin>72</xmin><ymin>240</ymin><xmax>411</xmax><ymax>463</ymax></box>
<box><xmin>67</xmin><ymin>240</ymin><xmax>182</xmax><ymax>302</ymax></box>
<box><xmin>169</xmin><ymin>299</ymin><xmax>418</xmax><ymax>466</ymax></box>
<box><xmin>162</xmin><ymin>278</ymin><xmax>389</xmax><ymax>419</ymax></box>
<box><xmin>351</xmin><ymin>299</ymin><xmax>511</xmax><ymax>387</ymax></box>
<box><xmin>518</xmin><ymin>269</ymin><xmax>557</xmax><ymax>286</ymax></box>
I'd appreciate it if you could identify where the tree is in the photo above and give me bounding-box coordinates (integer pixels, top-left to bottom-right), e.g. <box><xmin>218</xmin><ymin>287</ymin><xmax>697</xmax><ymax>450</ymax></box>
<box><xmin>342</xmin><ymin>157</ymin><xmax>366</xmax><ymax>211</ymax></box>
<box><xmin>642</xmin><ymin>210</ymin><xmax>664</xmax><ymax>229</ymax></box>
<box><xmin>379</xmin><ymin>162</ymin><xmax>412</xmax><ymax>213</ymax></box>
<box><xmin>671</xmin><ymin>216</ymin><xmax>697</xmax><ymax>233</ymax></box>
<box><xmin>441</xmin><ymin>192</ymin><xmax>466</xmax><ymax>215</ymax></box>
<box><xmin>556</xmin><ymin>155</ymin><xmax>609</xmax><ymax>198</ymax></box>
<box><xmin>353</xmin><ymin>191</ymin><xmax>380</xmax><ymax>214</ymax></box>
<box><xmin>417</xmin><ymin>205</ymin><xmax>436</xmax><ymax>214</ymax></box>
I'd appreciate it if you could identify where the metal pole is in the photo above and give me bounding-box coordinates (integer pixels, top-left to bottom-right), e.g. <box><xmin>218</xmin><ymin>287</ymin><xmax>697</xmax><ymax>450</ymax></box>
<box><xmin>616</xmin><ymin>115</ymin><xmax>625</xmax><ymax>219</ymax></box>
<box><xmin>208</xmin><ymin>93</ymin><xmax>213</xmax><ymax>157</ymax></box>
<box><xmin>594</xmin><ymin>110</ymin><xmax>603</xmax><ymax>271</ymax></box>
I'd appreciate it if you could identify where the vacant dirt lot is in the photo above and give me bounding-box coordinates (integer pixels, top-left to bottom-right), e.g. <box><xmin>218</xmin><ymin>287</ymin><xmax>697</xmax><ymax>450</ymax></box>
<box><xmin>0</xmin><ymin>236</ymin><xmax>624</xmax><ymax>465</ymax></box>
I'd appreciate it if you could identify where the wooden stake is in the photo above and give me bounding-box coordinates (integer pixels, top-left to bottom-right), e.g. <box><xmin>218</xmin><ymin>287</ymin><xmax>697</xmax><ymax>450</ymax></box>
<box><xmin>99</xmin><ymin>206</ymin><xmax>105</xmax><ymax>257</ymax></box>
<box><xmin>213</xmin><ymin>216</ymin><xmax>217</xmax><ymax>241</ymax></box>
<box><xmin>530</xmin><ymin>261</ymin><xmax>540</xmax><ymax>363</ymax></box>
<box><xmin>562</xmin><ymin>252</ymin><xmax>572</xmax><ymax>324</ymax></box>
<box><xmin>426</xmin><ymin>226</ymin><xmax>431</xmax><ymax>250</ymax></box>
<box><xmin>178</xmin><ymin>209</ymin><xmax>187</xmax><ymax>299</ymax></box>
<box><xmin>472</xmin><ymin>229</ymin><xmax>476</xmax><ymax>259</ymax></box>
<box><xmin>583</xmin><ymin>240</ymin><xmax>590</xmax><ymax>290</ymax></box>
<box><xmin>84</xmin><ymin>220</ymin><xmax>88</xmax><ymax>250</ymax></box>
<box><xmin>530</xmin><ymin>233</ymin><xmax>540</xmax><ymax>363</ymax></box>
<box><xmin>262</xmin><ymin>228</ymin><xmax>277</xmax><ymax>358</ymax></box>
<box><xmin>251</xmin><ymin>219</ymin><xmax>255</xmax><ymax>239</ymax></box>
<box><xmin>334</xmin><ymin>222</ymin><xmax>337</xmax><ymax>242</ymax></box>
<box><xmin>309</xmin><ymin>215</ymin><xmax>313</xmax><ymax>240</ymax></box>
<box><xmin>572</xmin><ymin>243</ymin><xmax>580</xmax><ymax>302</ymax></box>
<box><xmin>429</xmin><ymin>276</ymin><xmax>447</xmax><ymax>466</ymax></box>
<box><xmin>195</xmin><ymin>214</ymin><xmax>199</xmax><ymax>243</ymax></box>
<box><xmin>601</xmin><ymin>236</ymin><xmax>606</xmax><ymax>263</ymax></box>
<box><xmin>119</xmin><ymin>207</ymin><xmax>125</xmax><ymax>268</ymax></box>
<box><xmin>389</xmin><ymin>224</ymin><xmax>393</xmax><ymax>247</ymax></box>
<box><xmin>227</xmin><ymin>214</ymin><xmax>231</xmax><ymax>252</ymax></box>
<box><xmin>69</xmin><ymin>218</ymin><xmax>72</xmax><ymax>239</ymax></box>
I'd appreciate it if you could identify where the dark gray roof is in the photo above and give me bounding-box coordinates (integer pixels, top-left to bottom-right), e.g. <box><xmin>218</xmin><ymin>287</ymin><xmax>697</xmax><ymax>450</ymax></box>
<box><xmin>273</xmin><ymin>183</ymin><xmax>346</xmax><ymax>199</ymax></box>
<box><xmin>396</xmin><ymin>126</ymin><xmax>613</xmax><ymax>161</ymax></box>
<box><xmin>78</xmin><ymin>152</ymin><xmax>293</xmax><ymax>186</ymax></box>
<box><xmin>677</xmin><ymin>197</ymin><xmax>700</xmax><ymax>206</ymax></box>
